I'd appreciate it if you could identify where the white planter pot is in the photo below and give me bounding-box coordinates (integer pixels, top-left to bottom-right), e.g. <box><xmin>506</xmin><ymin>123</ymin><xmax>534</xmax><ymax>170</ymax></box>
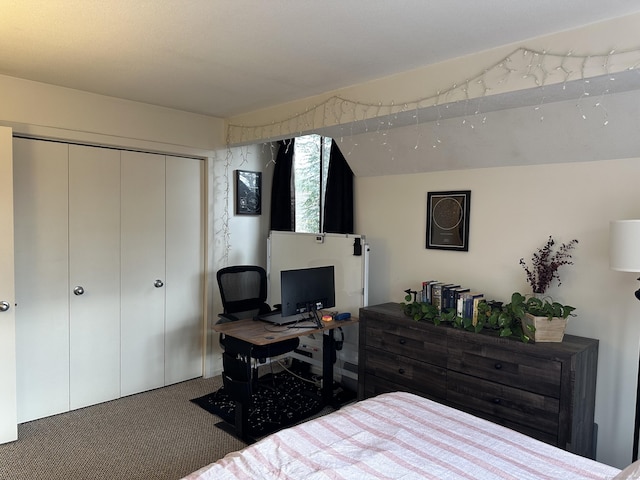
<box><xmin>522</xmin><ymin>313</ymin><xmax>567</xmax><ymax>343</ymax></box>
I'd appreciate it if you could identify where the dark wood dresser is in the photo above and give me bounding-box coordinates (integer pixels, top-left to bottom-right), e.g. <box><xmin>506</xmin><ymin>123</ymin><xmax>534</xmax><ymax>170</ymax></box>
<box><xmin>358</xmin><ymin>302</ymin><xmax>599</xmax><ymax>458</ymax></box>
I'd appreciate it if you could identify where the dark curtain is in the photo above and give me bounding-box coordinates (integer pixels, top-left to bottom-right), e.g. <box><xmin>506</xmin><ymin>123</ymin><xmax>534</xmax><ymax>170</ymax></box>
<box><xmin>323</xmin><ymin>140</ymin><xmax>354</xmax><ymax>234</ymax></box>
<box><xmin>270</xmin><ymin>139</ymin><xmax>295</xmax><ymax>231</ymax></box>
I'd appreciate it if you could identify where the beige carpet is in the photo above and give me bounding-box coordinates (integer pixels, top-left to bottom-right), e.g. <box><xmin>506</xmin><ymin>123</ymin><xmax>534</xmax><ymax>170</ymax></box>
<box><xmin>0</xmin><ymin>376</ymin><xmax>248</xmax><ymax>480</ymax></box>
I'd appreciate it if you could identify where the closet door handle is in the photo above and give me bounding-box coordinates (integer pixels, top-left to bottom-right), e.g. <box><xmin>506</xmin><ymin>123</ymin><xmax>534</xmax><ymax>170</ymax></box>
<box><xmin>154</xmin><ymin>280</ymin><xmax>164</xmax><ymax>288</ymax></box>
<box><xmin>73</xmin><ymin>286</ymin><xmax>85</xmax><ymax>296</ymax></box>
<box><xmin>0</xmin><ymin>301</ymin><xmax>10</xmax><ymax>312</ymax></box>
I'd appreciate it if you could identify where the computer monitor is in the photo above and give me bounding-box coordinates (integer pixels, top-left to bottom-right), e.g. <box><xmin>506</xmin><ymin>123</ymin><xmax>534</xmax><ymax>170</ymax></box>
<box><xmin>280</xmin><ymin>265</ymin><xmax>335</xmax><ymax>318</ymax></box>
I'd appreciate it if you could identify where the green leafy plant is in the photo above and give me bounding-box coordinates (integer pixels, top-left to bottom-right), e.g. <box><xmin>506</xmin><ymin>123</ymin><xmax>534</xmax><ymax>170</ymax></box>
<box><xmin>476</xmin><ymin>293</ymin><xmax>529</xmax><ymax>341</ymax></box>
<box><xmin>402</xmin><ymin>290</ymin><xmax>576</xmax><ymax>343</ymax></box>
<box><xmin>401</xmin><ymin>291</ymin><xmax>526</xmax><ymax>339</ymax></box>
<box><xmin>523</xmin><ymin>296</ymin><xmax>576</xmax><ymax>320</ymax></box>
<box><xmin>402</xmin><ymin>297</ymin><xmax>438</xmax><ymax>322</ymax></box>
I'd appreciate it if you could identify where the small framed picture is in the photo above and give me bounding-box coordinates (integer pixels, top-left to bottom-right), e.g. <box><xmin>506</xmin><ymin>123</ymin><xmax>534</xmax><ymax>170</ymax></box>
<box><xmin>426</xmin><ymin>190</ymin><xmax>471</xmax><ymax>251</ymax></box>
<box><xmin>235</xmin><ymin>170</ymin><xmax>262</xmax><ymax>215</ymax></box>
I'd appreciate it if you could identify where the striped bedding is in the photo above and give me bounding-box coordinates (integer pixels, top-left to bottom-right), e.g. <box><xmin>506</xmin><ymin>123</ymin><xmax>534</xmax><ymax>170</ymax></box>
<box><xmin>183</xmin><ymin>391</ymin><xmax>622</xmax><ymax>480</ymax></box>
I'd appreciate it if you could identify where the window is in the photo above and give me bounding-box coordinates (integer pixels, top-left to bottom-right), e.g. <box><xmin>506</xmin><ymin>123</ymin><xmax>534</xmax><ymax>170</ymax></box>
<box><xmin>292</xmin><ymin>134</ymin><xmax>332</xmax><ymax>233</ymax></box>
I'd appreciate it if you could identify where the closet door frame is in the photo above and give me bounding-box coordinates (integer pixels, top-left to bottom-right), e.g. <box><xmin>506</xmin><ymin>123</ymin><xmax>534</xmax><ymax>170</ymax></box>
<box><xmin>0</xmin><ymin>127</ymin><xmax>17</xmax><ymax>443</ymax></box>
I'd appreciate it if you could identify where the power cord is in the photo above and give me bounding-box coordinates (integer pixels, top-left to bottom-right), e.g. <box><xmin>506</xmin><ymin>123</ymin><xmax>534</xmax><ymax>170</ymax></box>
<box><xmin>277</xmin><ymin>359</ymin><xmax>322</xmax><ymax>388</ymax></box>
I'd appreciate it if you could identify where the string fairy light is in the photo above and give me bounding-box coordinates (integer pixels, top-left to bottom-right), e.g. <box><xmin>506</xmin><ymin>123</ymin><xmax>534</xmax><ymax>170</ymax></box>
<box><xmin>227</xmin><ymin>46</ymin><xmax>640</xmax><ymax>147</ymax></box>
<box><xmin>218</xmin><ymin>45</ymin><xmax>640</xmax><ymax>263</ymax></box>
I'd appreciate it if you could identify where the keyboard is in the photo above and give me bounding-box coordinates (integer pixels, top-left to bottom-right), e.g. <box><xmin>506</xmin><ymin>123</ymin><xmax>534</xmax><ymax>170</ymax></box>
<box><xmin>256</xmin><ymin>311</ymin><xmax>305</xmax><ymax>326</ymax></box>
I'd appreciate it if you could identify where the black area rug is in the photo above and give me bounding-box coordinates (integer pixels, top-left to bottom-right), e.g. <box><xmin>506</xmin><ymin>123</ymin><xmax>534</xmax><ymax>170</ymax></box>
<box><xmin>190</xmin><ymin>371</ymin><xmax>325</xmax><ymax>439</ymax></box>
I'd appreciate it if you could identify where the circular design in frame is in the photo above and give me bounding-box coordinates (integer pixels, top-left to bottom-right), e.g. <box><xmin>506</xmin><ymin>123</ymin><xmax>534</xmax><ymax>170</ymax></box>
<box><xmin>426</xmin><ymin>190</ymin><xmax>471</xmax><ymax>251</ymax></box>
<box><xmin>432</xmin><ymin>197</ymin><xmax>463</xmax><ymax>230</ymax></box>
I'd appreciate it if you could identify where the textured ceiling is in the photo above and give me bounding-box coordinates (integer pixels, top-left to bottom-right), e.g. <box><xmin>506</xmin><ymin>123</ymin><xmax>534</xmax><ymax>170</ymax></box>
<box><xmin>2</xmin><ymin>1</ymin><xmax>640</xmax><ymax>118</ymax></box>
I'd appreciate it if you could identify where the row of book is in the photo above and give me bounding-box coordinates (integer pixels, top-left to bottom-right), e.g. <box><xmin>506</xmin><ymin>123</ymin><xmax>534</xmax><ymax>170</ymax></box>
<box><xmin>421</xmin><ymin>280</ymin><xmax>484</xmax><ymax>324</ymax></box>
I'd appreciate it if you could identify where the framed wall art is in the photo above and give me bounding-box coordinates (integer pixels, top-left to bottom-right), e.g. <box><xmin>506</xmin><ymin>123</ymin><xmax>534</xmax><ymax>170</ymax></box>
<box><xmin>426</xmin><ymin>190</ymin><xmax>471</xmax><ymax>251</ymax></box>
<box><xmin>235</xmin><ymin>170</ymin><xmax>262</xmax><ymax>215</ymax></box>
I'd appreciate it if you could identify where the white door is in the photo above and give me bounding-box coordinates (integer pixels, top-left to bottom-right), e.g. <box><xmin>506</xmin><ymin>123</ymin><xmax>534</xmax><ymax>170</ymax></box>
<box><xmin>120</xmin><ymin>151</ymin><xmax>166</xmax><ymax>396</ymax></box>
<box><xmin>165</xmin><ymin>156</ymin><xmax>204</xmax><ymax>384</ymax></box>
<box><xmin>68</xmin><ymin>145</ymin><xmax>121</xmax><ymax>409</ymax></box>
<box><xmin>0</xmin><ymin>127</ymin><xmax>17</xmax><ymax>444</ymax></box>
<box><xmin>13</xmin><ymin>139</ymin><xmax>70</xmax><ymax>422</ymax></box>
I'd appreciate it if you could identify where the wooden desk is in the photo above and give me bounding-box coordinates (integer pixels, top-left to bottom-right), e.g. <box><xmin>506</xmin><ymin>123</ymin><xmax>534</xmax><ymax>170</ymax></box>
<box><xmin>213</xmin><ymin>316</ymin><xmax>358</xmax><ymax>345</ymax></box>
<box><xmin>213</xmin><ymin>315</ymin><xmax>358</xmax><ymax>440</ymax></box>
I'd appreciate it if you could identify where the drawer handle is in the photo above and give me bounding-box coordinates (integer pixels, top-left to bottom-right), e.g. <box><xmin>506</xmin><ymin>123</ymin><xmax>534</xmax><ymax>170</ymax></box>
<box><xmin>493</xmin><ymin>398</ymin><xmax>501</xmax><ymax>404</ymax></box>
<box><xmin>494</xmin><ymin>363</ymin><xmax>502</xmax><ymax>370</ymax></box>
<box><xmin>398</xmin><ymin>368</ymin><xmax>406</xmax><ymax>375</ymax></box>
<box><xmin>399</xmin><ymin>339</ymin><xmax>406</xmax><ymax>345</ymax></box>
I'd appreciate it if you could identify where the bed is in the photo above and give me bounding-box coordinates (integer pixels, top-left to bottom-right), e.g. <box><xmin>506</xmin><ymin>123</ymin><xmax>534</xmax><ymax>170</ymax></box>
<box><xmin>183</xmin><ymin>391</ymin><xmax>632</xmax><ymax>479</ymax></box>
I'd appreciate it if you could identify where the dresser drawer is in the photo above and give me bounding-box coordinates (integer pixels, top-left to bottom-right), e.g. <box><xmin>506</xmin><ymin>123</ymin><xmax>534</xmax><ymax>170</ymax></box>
<box><xmin>365</xmin><ymin>317</ymin><xmax>447</xmax><ymax>368</ymax></box>
<box><xmin>447</xmin><ymin>344</ymin><xmax>562</xmax><ymax>398</ymax></box>
<box><xmin>447</xmin><ymin>371</ymin><xmax>560</xmax><ymax>437</ymax></box>
<box><xmin>362</xmin><ymin>374</ymin><xmax>444</xmax><ymax>401</ymax></box>
<box><xmin>363</xmin><ymin>347</ymin><xmax>447</xmax><ymax>399</ymax></box>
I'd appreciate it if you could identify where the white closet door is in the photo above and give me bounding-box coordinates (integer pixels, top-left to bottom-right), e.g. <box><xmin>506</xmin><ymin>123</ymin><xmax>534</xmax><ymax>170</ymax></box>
<box><xmin>120</xmin><ymin>151</ymin><xmax>166</xmax><ymax>396</ymax></box>
<box><xmin>13</xmin><ymin>138</ymin><xmax>70</xmax><ymax>422</ymax></box>
<box><xmin>0</xmin><ymin>127</ymin><xmax>17</xmax><ymax>443</ymax></box>
<box><xmin>165</xmin><ymin>156</ymin><xmax>204</xmax><ymax>384</ymax></box>
<box><xmin>69</xmin><ymin>145</ymin><xmax>121</xmax><ymax>410</ymax></box>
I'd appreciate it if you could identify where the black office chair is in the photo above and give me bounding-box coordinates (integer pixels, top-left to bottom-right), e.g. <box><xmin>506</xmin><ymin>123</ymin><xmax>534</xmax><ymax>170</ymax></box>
<box><xmin>216</xmin><ymin>265</ymin><xmax>299</xmax><ymax>397</ymax></box>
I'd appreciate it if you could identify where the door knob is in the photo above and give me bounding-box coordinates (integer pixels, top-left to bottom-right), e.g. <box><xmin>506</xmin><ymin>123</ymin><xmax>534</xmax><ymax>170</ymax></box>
<box><xmin>154</xmin><ymin>280</ymin><xmax>164</xmax><ymax>288</ymax></box>
<box><xmin>73</xmin><ymin>286</ymin><xmax>85</xmax><ymax>296</ymax></box>
<box><xmin>0</xmin><ymin>301</ymin><xmax>10</xmax><ymax>312</ymax></box>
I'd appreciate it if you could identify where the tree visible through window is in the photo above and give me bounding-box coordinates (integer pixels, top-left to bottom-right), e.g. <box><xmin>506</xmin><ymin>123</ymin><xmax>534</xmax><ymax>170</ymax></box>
<box><xmin>293</xmin><ymin>134</ymin><xmax>332</xmax><ymax>233</ymax></box>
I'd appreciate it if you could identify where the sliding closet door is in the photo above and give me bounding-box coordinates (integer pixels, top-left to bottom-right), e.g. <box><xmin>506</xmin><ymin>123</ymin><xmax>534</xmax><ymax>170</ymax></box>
<box><xmin>0</xmin><ymin>127</ymin><xmax>17</xmax><ymax>443</ymax></box>
<box><xmin>120</xmin><ymin>151</ymin><xmax>166</xmax><ymax>396</ymax></box>
<box><xmin>68</xmin><ymin>145</ymin><xmax>121</xmax><ymax>410</ymax></box>
<box><xmin>164</xmin><ymin>156</ymin><xmax>204</xmax><ymax>384</ymax></box>
<box><xmin>13</xmin><ymin>138</ymin><xmax>70</xmax><ymax>422</ymax></box>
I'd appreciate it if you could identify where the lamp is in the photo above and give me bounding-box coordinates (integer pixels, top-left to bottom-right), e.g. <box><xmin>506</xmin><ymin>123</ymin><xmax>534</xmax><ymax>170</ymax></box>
<box><xmin>610</xmin><ymin>219</ymin><xmax>640</xmax><ymax>462</ymax></box>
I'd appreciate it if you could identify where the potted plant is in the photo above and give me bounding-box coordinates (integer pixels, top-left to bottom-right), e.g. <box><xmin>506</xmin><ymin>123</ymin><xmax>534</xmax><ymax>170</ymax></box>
<box><xmin>517</xmin><ymin>235</ymin><xmax>579</xmax><ymax>341</ymax></box>
<box><xmin>519</xmin><ymin>236</ymin><xmax>578</xmax><ymax>296</ymax></box>
<box><xmin>473</xmin><ymin>292</ymin><xmax>576</xmax><ymax>343</ymax></box>
<box><xmin>520</xmin><ymin>295</ymin><xmax>576</xmax><ymax>342</ymax></box>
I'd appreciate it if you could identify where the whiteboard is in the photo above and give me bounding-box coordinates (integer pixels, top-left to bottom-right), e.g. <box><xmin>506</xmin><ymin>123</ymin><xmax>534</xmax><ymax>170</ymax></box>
<box><xmin>267</xmin><ymin>231</ymin><xmax>369</xmax><ymax>317</ymax></box>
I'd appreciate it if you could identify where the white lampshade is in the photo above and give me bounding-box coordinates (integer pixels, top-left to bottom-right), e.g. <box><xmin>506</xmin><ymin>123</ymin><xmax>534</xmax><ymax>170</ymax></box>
<box><xmin>610</xmin><ymin>220</ymin><xmax>640</xmax><ymax>272</ymax></box>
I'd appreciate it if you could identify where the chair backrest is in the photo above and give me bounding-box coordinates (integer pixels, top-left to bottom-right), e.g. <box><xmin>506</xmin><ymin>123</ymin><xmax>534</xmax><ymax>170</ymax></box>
<box><xmin>217</xmin><ymin>265</ymin><xmax>271</xmax><ymax>320</ymax></box>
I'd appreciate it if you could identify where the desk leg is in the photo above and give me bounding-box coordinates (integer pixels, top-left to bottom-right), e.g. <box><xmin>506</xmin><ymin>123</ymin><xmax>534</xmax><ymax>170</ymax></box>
<box><xmin>322</xmin><ymin>329</ymin><xmax>334</xmax><ymax>406</ymax></box>
<box><xmin>215</xmin><ymin>399</ymin><xmax>254</xmax><ymax>444</ymax></box>
<box><xmin>234</xmin><ymin>400</ymin><xmax>251</xmax><ymax>443</ymax></box>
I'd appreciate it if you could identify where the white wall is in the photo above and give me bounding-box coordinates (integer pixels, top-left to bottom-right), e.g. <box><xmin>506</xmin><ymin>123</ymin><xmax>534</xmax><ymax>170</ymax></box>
<box><xmin>0</xmin><ymin>74</ymin><xmax>223</xmax><ymax>153</ymax></box>
<box><xmin>338</xmin><ymin>88</ymin><xmax>640</xmax><ymax>176</ymax></box>
<box><xmin>355</xmin><ymin>157</ymin><xmax>640</xmax><ymax>468</ymax></box>
<box><xmin>206</xmin><ymin>143</ymin><xmax>276</xmax><ymax>375</ymax></box>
